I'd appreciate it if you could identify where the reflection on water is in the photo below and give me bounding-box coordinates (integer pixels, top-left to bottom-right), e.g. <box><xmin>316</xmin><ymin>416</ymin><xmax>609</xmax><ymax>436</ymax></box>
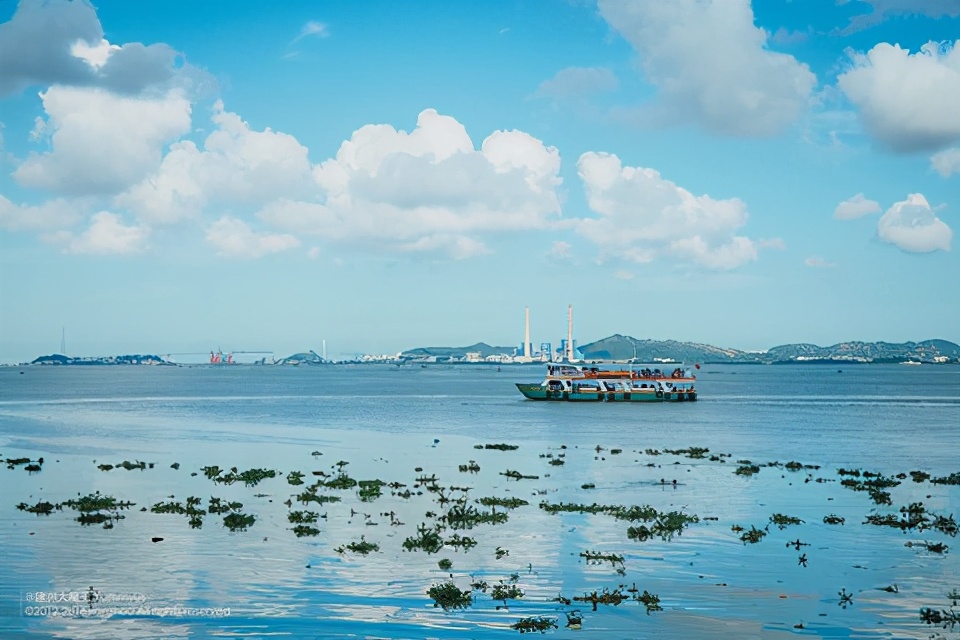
<box><xmin>0</xmin><ymin>364</ymin><xmax>958</xmax><ymax>639</ymax></box>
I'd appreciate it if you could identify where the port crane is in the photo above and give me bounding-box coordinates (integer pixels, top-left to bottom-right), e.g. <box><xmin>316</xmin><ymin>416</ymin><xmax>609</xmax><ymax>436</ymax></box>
<box><xmin>161</xmin><ymin>350</ymin><xmax>273</xmax><ymax>364</ymax></box>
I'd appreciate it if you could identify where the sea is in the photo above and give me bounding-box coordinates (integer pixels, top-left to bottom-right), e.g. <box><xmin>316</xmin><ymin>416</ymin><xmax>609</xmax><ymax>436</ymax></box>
<box><xmin>0</xmin><ymin>363</ymin><xmax>958</xmax><ymax>640</ymax></box>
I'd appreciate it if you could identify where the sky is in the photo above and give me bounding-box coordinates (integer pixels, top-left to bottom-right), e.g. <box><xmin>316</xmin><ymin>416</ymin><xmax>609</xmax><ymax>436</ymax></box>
<box><xmin>0</xmin><ymin>0</ymin><xmax>958</xmax><ymax>363</ymax></box>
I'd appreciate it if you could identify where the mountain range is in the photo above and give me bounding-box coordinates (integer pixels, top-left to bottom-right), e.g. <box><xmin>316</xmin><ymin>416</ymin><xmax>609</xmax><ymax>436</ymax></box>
<box><xmin>403</xmin><ymin>336</ymin><xmax>960</xmax><ymax>364</ymax></box>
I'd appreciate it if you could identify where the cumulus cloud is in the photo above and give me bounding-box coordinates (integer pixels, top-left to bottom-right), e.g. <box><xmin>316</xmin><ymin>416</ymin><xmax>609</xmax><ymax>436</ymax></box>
<box><xmin>838</xmin><ymin>41</ymin><xmax>960</xmax><ymax>152</ymax></box>
<box><xmin>597</xmin><ymin>0</ymin><xmax>816</xmax><ymax>136</ymax></box>
<box><xmin>535</xmin><ymin>67</ymin><xmax>618</xmax><ymax>98</ymax></box>
<box><xmin>877</xmin><ymin>193</ymin><xmax>952</xmax><ymax>252</ymax></box>
<box><xmin>834</xmin><ymin>193</ymin><xmax>881</xmax><ymax>219</ymax></box>
<box><xmin>13</xmin><ymin>86</ymin><xmax>192</xmax><ymax>195</ymax></box>
<box><xmin>838</xmin><ymin>0</ymin><xmax>960</xmax><ymax>35</ymax></box>
<box><xmin>64</xmin><ymin>211</ymin><xmax>149</xmax><ymax>254</ymax></box>
<box><xmin>116</xmin><ymin>100</ymin><xmax>314</xmax><ymax>223</ymax></box>
<box><xmin>0</xmin><ymin>195</ymin><xmax>82</xmax><ymax>230</ymax></box>
<box><xmin>259</xmin><ymin>109</ymin><xmax>563</xmax><ymax>259</ymax></box>
<box><xmin>0</xmin><ymin>0</ymin><xmax>210</xmax><ymax>97</ymax></box>
<box><xmin>546</xmin><ymin>240</ymin><xmax>573</xmax><ymax>263</ymax></box>
<box><xmin>931</xmin><ymin>147</ymin><xmax>960</xmax><ymax>177</ymax></box>
<box><xmin>574</xmin><ymin>152</ymin><xmax>766</xmax><ymax>269</ymax></box>
<box><xmin>205</xmin><ymin>216</ymin><xmax>300</xmax><ymax>258</ymax></box>
<box><xmin>805</xmin><ymin>256</ymin><xmax>837</xmax><ymax>267</ymax></box>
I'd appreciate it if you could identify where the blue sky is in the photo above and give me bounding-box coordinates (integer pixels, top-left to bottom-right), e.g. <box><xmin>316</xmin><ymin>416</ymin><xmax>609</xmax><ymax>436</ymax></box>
<box><xmin>1</xmin><ymin>0</ymin><xmax>958</xmax><ymax>363</ymax></box>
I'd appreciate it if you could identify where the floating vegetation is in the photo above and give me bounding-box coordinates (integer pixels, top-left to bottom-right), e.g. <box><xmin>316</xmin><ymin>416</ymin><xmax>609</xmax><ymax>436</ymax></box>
<box><xmin>838</xmin><ymin>588</ymin><xmax>854</xmax><ymax>609</ymax></box>
<box><xmin>117</xmin><ymin>460</ymin><xmax>148</xmax><ymax>471</ymax></box>
<box><xmin>580</xmin><ymin>551</ymin><xmax>624</xmax><ymax>566</ymax></box>
<box><xmin>445</xmin><ymin>533</ymin><xmax>478</xmax><ymax>550</ymax></box>
<box><xmin>739</xmin><ymin>526</ymin><xmax>767</xmax><ymax>544</ymax></box>
<box><xmin>501</xmin><ymin>469</ymin><xmax>539</xmax><ymax>480</ymax></box>
<box><xmin>496</xmin><ymin>546</ymin><xmax>509</xmax><ymax>559</ymax></box>
<box><xmin>208</xmin><ymin>497</ymin><xmax>242</xmax><ymax>515</ymax></box>
<box><xmin>293</xmin><ymin>525</ymin><xmax>320</xmax><ymax>537</ymax></box>
<box><xmin>477</xmin><ymin>496</ymin><xmax>528</xmax><ymax>509</ymax></box>
<box><xmin>6</xmin><ymin>457</ymin><xmax>31</xmax><ymax>467</ymax></box>
<box><xmin>287</xmin><ymin>471</ymin><xmax>305</xmax><ymax>485</ymax></box>
<box><xmin>910</xmin><ymin>470</ymin><xmax>931</xmax><ymax>483</ymax></box>
<box><xmin>491</xmin><ymin>580</ymin><xmax>524</xmax><ymax>603</ymax></box>
<box><xmin>770</xmin><ymin>513</ymin><xmax>804</xmax><ymax>529</ymax></box>
<box><xmin>549</xmin><ymin>458</ymin><xmax>565</xmax><ymax>466</ymax></box>
<box><xmin>931</xmin><ymin>472</ymin><xmax>960</xmax><ymax>486</ymax></box>
<box><xmin>98</xmin><ymin>464</ymin><xmax>114</xmax><ymax>471</ymax></box>
<box><xmin>297</xmin><ymin>489</ymin><xmax>341</xmax><ymax>506</ymax></box>
<box><xmin>635</xmin><ymin>590</ymin><xmax>663</xmax><ymax>615</ymax></box>
<box><xmin>458</xmin><ymin>460</ymin><xmax>480</xmax><ymax>473</ymax></box>
<box><xmin>864</xmin><ymin>502</ymin><xmax>958</xmax><ymax>535</ymax></box>
<box><xmin>735</xmin><ymin>464</ymin><xmax>761</xmax><ymax>476</ymax></box>
<box><xmin>627</xmin><ymin>511</ymin><xmax>699</xmax><ymax>542</ymax></box>
<box><xmin>442</xmin><ymin>504</ymin><xmax>509</xmax><ymax>529</ymax></box>
<box><xmin>664</xmin><ymin>447</ymin><xmax>710</xmax><ymax>459</ymax></box>
<box><xmin>16</xmin><ymin>500</ymin><xmax>56</xmax><ymax>515</ymax></box>
<box><xmin>438</xmin><ymin>558</ymin><xmax>453</xmax><ymax>570</ymax></box>
<box><xmin>581</xmin><ymin>483</ymin><xmax>596</xmax><ymax>489</ymax></box>
<box><xmin>335</xmin><ymin>535</ymin><xmax>379</xmax><ymax>555</ymax></box>
<box><xmin>427</xmin><ymin>582</ymin><xmax>472</xmax><ymax>610</ymax></box>
<box><xmin>223</xmin><ymin>512</ymin><xmax>255</xmax><ymax>531</ymax></box>
<box><xmin>288</xmin><ymin>510</ymin><xmax>319</xmax><ymax>524</ymax></box>
<box><xmin>403</xmin><ymin>523</ymin><xmax>444</xmax><ymax>553</ymax></box>
<box><xmin>484</xmin><ymin>443</ymin><xmax>519</xmax><ymax>451</ymax></box>
<box><xmin>823</xmin><ymin>514</ymin><xmax>846</xmax><ymax>525</ymax></box>
<box><xmin>324</xmin><ymin>474</ymin><xmax>358</xmax><ymax>490</ymax></box>
<box><xmin>574</xmin><ymin>587</ymin><xmax>628</xmax><ymax>611</ymax></box>
<box><xmin>510</xmin><ymin>616</ymin><xmax>557</xmax><ymax>634</ymax></box>
<box><xmin>358</xmin><ymin>479</ymin><xmax>385</xmax><ymax>502</ymax></box>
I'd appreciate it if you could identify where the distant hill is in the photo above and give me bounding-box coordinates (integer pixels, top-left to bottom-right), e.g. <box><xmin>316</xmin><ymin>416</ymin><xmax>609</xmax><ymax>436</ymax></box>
<box><xmin>402</xmin><ymin>342</ymin><xmax>517</xmax><ymax>359</ymax></box>
<box><xmin>400</xmin><ymin>336</ymin><xmax>960</xmax><ymax>364</ymax></box>
<box><xmin>30</xmin><ymin>354</ymin><xmax>170</xmax><ymax>365</ymax></box>
<box><xmin>576</xmin><ymin>336</ymin><xmax>960</xmax><ymax>364</ymax></box>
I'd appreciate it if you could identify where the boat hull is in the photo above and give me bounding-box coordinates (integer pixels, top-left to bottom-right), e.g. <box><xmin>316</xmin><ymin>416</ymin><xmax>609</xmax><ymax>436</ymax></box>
<box><xmin>515</xmin><ymin>383</ymin><xmax>689</xmax><ymax>402</ymax></box>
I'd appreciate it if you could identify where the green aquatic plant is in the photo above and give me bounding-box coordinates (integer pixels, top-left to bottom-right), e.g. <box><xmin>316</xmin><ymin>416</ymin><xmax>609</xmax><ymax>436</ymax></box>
<box><xmin>458</xmin><ymin>460</ymin><xmax>481</xmax><ymax>473</ymax></box>
<box><xmin>438</xmin><ymin>558</ymin><xmax>452</xmax><ymax>570</ymax></box>
<box><xmin>16</xmin><ymin>500</ymin><xmax>56</xmax><ymax>515</ymax></box>
<box><xmin>223</xmin><ymin>512</ymin><xmax>255</xmax><ymax>531</ymax></box>
<box><xmin>427</xmin><ymin>581</ymin><xmax>472</xmax><ymax>610</ymax></box>
<box><xmin>491</xmin><ymin>580</ymin><xmax>524</xmax><ymax>603</ymax></box>
<box><xmin>403</xmin><ymin>523</ymin><xmax>444</xmax><ymax>553</ymax></box>
<box><xmin>510</xmin><ymin>616</ymin><xmax>556</xmax><ymax>633</ymax></box>
<box><xmin>286</xmin><ymin>471</ymin><xmax>305</xmax><ymax>485</ymax></box>
<box><xmin>287</xmin><ymin>510</ymin><xmax>319</xmax><ymax>524</ymax></box>
<box><xmin>931</xmin><ymin>472</ymin><xmax>960</xmax><ymax>486</ymax></box>
<box><xmin>445</xmin><ymin>533</ymin><xmax>477</xmax><ymax>550</ymax></box>
<box><xmin>117</xmin><ymin>460</ymin><xmax>147</xmax><ymax>471</ymax></box>
<box><xmin>910</xmin><ymin>470</ymin><xmax>931</xmax><ymax>483</ymax></box>
<box><xmin>477</xmin><ymin>496</ymin><xmax>528</xmax><ymax>509</ymax></box>
<box><xmin>97</xmin><ymin>464</ymin><xmax>114</xmax><ymax>471</ymax></box>
<box><xmin>293</xmin><ymin>524</ymin><xmax>320</xmax><ymax>537</ymax></box>
<box><xmin>823</xmin><ymin>514</ymin><xmax>845</xmax><ymax>525</ymax></box>
<box><xmin>335</xmin><ymin>535</ymin><xmax>379</xmax><ymax>555</ymax></box>
<box><xmin>580</xmin><ymin>551</ymin><xmax>624</xmax><ymax>566</ymax></box>
<box><xmin>770</xmin><ymin>514</ymin><xmax>804</xmax><ymax>529</ymax></box>
<box><xmin>735</xmin><ymin>464</ymin><xmax>761</xmax><ymax>476</ymax></box>
<box><xmin>442</xmin><ymin>504</ymin><xmax>508</xmax><ymax>529</ymax></box>
<box><xmin>574</xmin><ymin>587</ymin><xmax>628</xmax><ymax>611</ymax></box>
<box><xmin>208</xmin><ymin>497</ymin><xmax>242</xmax><ymax>515</ymax></box>
<box><xmin>635</xmin><ymin>590</ymin><xmax>662</xmax><ymax>614</ymax></box>
<box><xmin>739</xmin><ymin>526</ymin><xmax>767</xmax><ymax>544</ymax></box>
<box><xmin>358</xmin><ymin>479</ymin><xmax>384</xmax><ymax>502</ymax></box>
<box><xmin>501</xmin><ymin>469</ymin><xmax>539</xmax><ymax>480</ymax></box>
<box><xmin>484</xmin><ymin>443</ymin><xmax>519</xmax><ymax>451</ymax></box>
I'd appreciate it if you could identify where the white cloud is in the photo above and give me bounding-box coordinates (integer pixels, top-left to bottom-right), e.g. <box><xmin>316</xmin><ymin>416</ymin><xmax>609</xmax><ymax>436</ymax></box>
<box><xmin>0</xmin><ymin>195</ymin><xmax>82</xmax><ymax>231</ymax></box>
<box><xmin>931</xmin><ymin>147</ymin><xmax>960</xmax><ymax>177</ymax></box>
<box><xmin>116</xmin><ymin>100</ymin><xmax>314</xmax><ymax>223</ymax></box>
<box><xmin>834</xmin><ymin>193</ymin><xmax>881</xmax><ymax>219</ymax></box>
<box><xmin>293</xmin><ymin>21</ymin><xmax>329</xmax><ymax>43</ymax></box>
<box><xmin>597</xmin><ymin>0</ymin><xmax>816</xmax><ymax>136</ymax></box>
<box><xmin>546</xmin><ymin>240</ymin><xmax>573</xmax><ymax>263</ymax></box>
<box><xmin>613</xmin><ymin>270</ymin><xmax>634</xmax><ymax>280</ymax></box>
<box><xmin>0</xmin><ymin>0</ymin><xmax>210</xmax><ymax>97</ymax></box>
<box><xmin>838</xmin><ymin>41</ymin><xmax>960</xmax><ymax>152</ymax></box>
<box><xmin>838</xmin><ymin>0</ymin><xmax>960</xmax><ymax>34</ymax></box>
<box><xmin>535</xmin><ymin>67</ymin><xmax>618</xmax><ymax>98</ymax></box>
<box><xmin>260</xmin><ymin>109</ymin><xmax>563</xmax><ymax>259</ymax></box>
<box><xmin>877</xmin><ymin>193</ymin><xmax>952</xmax><ymax>252</ymax></box>
<box><xmin>805</xmin><ymin>256</ymin><xmax>837</xmax><ymax>267</ymax></box>
<box><xmin>13</xmin><ymin>86</ymin><xmax>192</xmax><ymax>196</ymax></box>
<box><xmin>575</xmin><ymin>152</ymin><xmax>763</xmax><ymax>269</ymax></box>
<box><xmin>65</xmin><ymin>211</ymin><xmax>149</xmax><ymax>254</ymax></box>
<box><xmin>205</xmin><ymin>216</ymin><xmax>300</xmax><ymax>259</ymax></box>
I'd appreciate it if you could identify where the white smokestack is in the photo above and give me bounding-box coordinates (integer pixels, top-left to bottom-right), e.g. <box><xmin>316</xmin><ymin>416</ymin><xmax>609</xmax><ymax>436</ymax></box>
<box><xmin>524</xmin><ymin>307</ymin><xmax>531</xmax><ymax>358</ymax></box>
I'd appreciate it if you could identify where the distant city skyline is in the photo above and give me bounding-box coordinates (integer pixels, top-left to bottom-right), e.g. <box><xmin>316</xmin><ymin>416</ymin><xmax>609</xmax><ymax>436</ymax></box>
<box><xmin>1</xmin><ymin>0</ymin><xmax>958</xmax><ymax>364</ymax></box>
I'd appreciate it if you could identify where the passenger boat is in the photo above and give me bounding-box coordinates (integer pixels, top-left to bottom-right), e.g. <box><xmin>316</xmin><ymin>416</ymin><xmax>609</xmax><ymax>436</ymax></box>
<box><xmin>515</xmin><ymin>364</ymin><xmax>697</xmax><ymax>402</ymax></box>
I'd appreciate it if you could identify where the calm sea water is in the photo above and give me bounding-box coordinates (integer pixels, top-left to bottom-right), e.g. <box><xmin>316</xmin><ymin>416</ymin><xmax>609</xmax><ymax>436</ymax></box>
<box><xmin>1</xmin><ymin>363</ymin><xmax>958</xmax><ymax>639</ymax></box>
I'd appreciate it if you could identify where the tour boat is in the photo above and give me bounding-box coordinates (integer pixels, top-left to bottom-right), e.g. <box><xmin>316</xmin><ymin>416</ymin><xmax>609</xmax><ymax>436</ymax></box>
<box><xmin>515</xmin><ymin>364</ymin><xmax>697</xmax><ymax>402</ymax></box>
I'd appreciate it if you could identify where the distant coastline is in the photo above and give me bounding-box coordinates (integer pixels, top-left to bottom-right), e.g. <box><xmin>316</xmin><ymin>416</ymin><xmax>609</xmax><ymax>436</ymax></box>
<box><xmin>11</xmin><ymin>335</ymin><xmax>960</xmax><ymax>367</ymax></box>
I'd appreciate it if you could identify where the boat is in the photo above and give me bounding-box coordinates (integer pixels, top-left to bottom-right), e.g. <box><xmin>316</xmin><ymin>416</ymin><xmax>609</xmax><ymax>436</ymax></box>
<box><xmin>516</xmin><ymin>364</ymin><xmax>697</xmax><ymax>402</ymax></box>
